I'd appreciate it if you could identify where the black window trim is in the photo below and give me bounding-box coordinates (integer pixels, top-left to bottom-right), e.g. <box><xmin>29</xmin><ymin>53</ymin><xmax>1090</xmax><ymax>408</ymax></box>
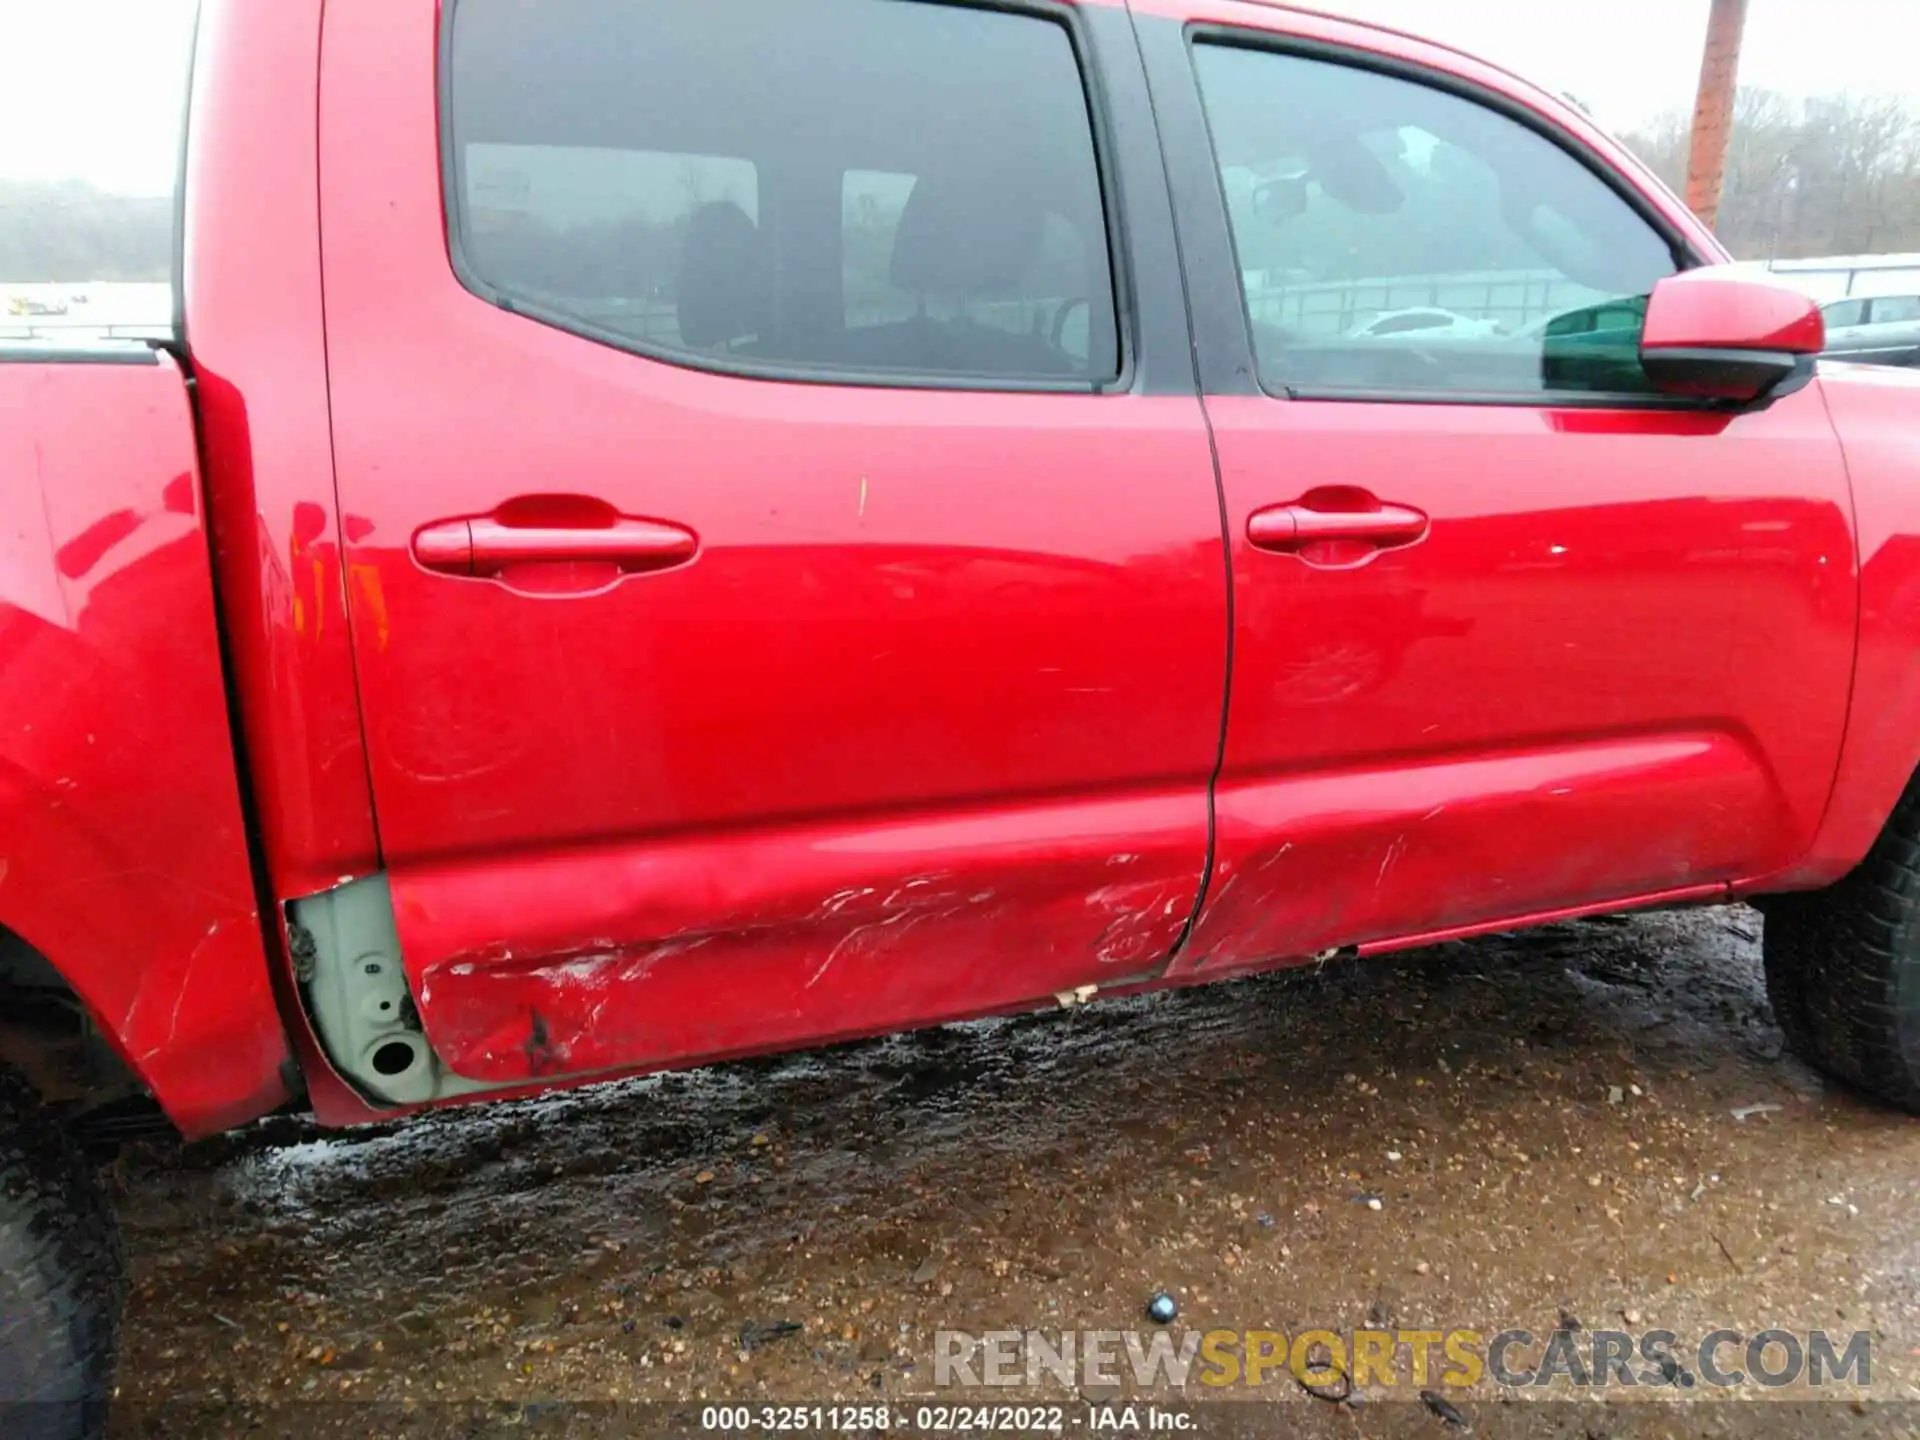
<box><xmin>436</xmin><ymin>0</ymin><xmax>1142</xmax><ymax>396</ymax></box>
<box><xmin>1181</xmin><ymin>22</ymin><xmax>1740</xmax><ymax>412</ymax></box>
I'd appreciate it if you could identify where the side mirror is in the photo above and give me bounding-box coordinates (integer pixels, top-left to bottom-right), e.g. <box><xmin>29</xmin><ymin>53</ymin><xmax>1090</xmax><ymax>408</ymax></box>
<box><xmin>1639</xmin><ymin>268</ymin><xmax>1825</xmax><ymax>403</ymax></box>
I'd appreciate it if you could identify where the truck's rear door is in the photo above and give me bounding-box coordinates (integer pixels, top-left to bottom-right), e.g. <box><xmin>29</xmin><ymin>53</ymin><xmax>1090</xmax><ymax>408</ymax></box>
<box><xmin>317</xmin><ymin>0</ymin><xmax>1227</xmax><ymax>1086</ymax></box>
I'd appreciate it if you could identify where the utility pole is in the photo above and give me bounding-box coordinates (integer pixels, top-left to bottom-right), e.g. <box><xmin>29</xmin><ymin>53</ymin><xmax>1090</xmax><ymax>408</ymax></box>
<box><xmin>1685</xmin><ymin>0</ymin><xmax>1750</xmax><ymax>232</ymax></box>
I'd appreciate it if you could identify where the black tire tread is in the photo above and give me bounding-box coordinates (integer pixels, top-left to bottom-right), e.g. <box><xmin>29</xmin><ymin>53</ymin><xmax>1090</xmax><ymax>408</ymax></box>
<box><xmin>1763</xmin><ymin>782</ymin><xmax>1920</xmax><ymax>1114</ymax></box>
<box><xmin>0</xmin><ymin>1065</ymin><xmax>123</xmax><ymax>1439</ymax></box>
<box><xmin>1760</xmin><ymin>892</ymin><xmax>1821</xmax><ymax>1061</ymax></box>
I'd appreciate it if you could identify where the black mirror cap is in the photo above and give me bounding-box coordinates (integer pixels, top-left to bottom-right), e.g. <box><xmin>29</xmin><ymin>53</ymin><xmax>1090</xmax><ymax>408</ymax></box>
<box><xmin>1640</xmin><ymin>346</ymin><xmax>1809</xmax><ymax>405</ymax></box>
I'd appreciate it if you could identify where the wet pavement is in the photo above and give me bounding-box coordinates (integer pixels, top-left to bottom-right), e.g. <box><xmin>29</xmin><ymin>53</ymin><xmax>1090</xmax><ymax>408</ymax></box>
<box><xmin>106</xmin><ymin>905</ymin><xmax>1920</xmax><ymax>1437</ymax></box>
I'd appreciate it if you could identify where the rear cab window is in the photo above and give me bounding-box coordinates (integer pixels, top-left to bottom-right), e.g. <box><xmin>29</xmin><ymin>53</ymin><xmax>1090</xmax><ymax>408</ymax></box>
<box><xmin>444</xmin><ymin>0</ymin><xmax>1120</xmax><ymax>388</ymax></box>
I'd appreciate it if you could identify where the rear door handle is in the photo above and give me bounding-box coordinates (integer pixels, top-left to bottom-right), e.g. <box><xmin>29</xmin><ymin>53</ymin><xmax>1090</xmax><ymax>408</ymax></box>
<box><xmin>1247</xmin><ymin>499</ymin><xmax>1430</xmax><ymax>555</ymax></box>
<box><xmin>414</xmin><ymin>509</ymin><xmax>699</xmax><ymax>580</ymax></box>
<box><xmin>466</xmin><ymin>517</ymin><xmax>697</xmax><ymax>575</ymax></box>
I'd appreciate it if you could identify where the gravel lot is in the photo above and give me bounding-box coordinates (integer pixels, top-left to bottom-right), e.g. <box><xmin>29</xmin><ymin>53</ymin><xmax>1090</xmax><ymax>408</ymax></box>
<box><xmin>106</xmin><ymin>905</ymin><xmax>1920</xmax><ymax>1437</ymax></box>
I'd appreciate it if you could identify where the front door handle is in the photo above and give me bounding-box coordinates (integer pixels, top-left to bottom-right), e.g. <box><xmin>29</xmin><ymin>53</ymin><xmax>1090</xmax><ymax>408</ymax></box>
<box><xmin>413</xmin><ymin>504</ymin><xmax>699</xmax><ymax>583</ymax></box>
<box><xmin>1248</xmin><ymin>496</ymin><xmax>1430</xmax><ymax>559</ymax></box>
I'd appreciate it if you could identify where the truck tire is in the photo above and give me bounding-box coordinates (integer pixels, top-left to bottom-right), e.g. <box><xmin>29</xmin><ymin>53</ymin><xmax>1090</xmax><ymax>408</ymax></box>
<box><xmin>1758</xmin><ymin>893</ymin><xmax>1820</xmax><ymax>1061</ymax></box>
<box><xmin>0</xmin><ymin>1066</ymin><xmax>123</xmax><ymax>1440</ymax></box>
<box><xmin>1762</xmin><ymin>785</ymin><xmax>1920</xmax><ymax>1114</ymax></box>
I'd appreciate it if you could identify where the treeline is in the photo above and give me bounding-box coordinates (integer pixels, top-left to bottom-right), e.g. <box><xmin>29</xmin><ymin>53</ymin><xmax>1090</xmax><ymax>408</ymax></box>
<box><xmin>5</xmin><ymin>88</ymin><xmax>1920</xmax><ymax>282</ymax></box>
<box><xmin>0</xmin><ymin>181</ymin><xmax>171</xmax><ymax>282</ymax></box>
<box><xmin>1617</xmin><ymin>90</ymin><xmax>1920</xmax><ymax>260</ymax></box>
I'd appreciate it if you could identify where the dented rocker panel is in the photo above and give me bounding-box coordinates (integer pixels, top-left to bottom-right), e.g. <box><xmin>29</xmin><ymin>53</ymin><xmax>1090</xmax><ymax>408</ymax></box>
<box><xmin>389</xmin><ymin>789</ymin><xmax>1204</xmax><ymax>1086</ymax></box>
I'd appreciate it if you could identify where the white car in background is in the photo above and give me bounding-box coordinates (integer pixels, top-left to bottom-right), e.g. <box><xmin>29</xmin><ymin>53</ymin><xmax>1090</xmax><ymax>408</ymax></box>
<box><xmin>1351</xmin><ymin>306</ymin><xmax>1506</xmax><ymax>339</ymax></box>
<box><xmin>1820</xmin><ymin>294</ymin><xmax>1920</xmax><ymax>367</ymax></box>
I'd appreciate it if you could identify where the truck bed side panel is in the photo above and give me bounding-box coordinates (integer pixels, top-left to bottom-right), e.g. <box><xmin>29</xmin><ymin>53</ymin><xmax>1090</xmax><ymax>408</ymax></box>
<box><xmin>0</xmin><ymin>350</ymin><xmax>290</xmax><ymax>1136</ymax></box>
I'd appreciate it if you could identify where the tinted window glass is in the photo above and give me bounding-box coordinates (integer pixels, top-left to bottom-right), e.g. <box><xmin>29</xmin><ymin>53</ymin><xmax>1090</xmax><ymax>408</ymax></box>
<box><xmin>447</xmin><ymin>0</ymin><xmax>1117</xmax><ymax>385</ymax></box>
<box><xmin>1870</xmin><ymin>296</ymin><xmax>1920</xmax><ymax>324</ymax></box>
<box><xmin>463</xmin><ymin>146</ymin><xmax>759</xmax><ymax>351</ymax></box>
<box><xmin>842</xmin><ymin>170</ymin><xmax>1100</xmax><ymax>367</ymax></box>
<box><xmin>1192</xmin><ymin>43</ymin><xmax>1679</xmax><ymax>398</ymax></box>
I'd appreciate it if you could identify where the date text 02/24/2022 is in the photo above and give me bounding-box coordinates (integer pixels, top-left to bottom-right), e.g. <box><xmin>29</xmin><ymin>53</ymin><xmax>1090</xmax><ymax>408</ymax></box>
<box><xmin>699</xmin><ymin>1404</ymin><xmax>1197</xmax><ymax>1431</ymax></box>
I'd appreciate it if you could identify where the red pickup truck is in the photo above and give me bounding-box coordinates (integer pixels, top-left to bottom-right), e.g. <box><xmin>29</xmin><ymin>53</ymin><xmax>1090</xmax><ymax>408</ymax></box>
<box><xmin>7</xmin><ymin>0</ymin><xmax>1920</xmax><ymax>1425</ymax></box>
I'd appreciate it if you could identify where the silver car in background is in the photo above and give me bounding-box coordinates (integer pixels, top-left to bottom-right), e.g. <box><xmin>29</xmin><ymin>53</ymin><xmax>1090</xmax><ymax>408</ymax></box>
<box><xmin>1821</xmin><ymin>294</ymin><xmax>1920</xmax><ymax>367</ymax></box>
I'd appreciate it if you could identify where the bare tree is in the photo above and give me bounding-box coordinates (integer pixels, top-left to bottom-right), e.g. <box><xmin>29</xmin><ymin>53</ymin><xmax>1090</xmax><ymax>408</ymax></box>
<box><xmin>1618</xmin><ymin>89</ymin><xmax>1920</xmax><ymax>260</ymax></box>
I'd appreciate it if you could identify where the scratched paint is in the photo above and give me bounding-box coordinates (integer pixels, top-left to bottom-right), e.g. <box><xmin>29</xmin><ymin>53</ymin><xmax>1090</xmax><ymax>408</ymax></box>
<box><xmin>400</xmin><ymin>861</ymin><xmax>1199</xmax><ymax>1090</ymax></box>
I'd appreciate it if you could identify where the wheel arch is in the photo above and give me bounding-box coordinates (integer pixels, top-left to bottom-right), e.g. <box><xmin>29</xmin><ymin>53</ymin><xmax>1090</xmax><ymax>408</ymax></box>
<box><xmin>0</xmin><ymin>773</ymin><xmax>287</xmax><ymax>1138</ymax></box>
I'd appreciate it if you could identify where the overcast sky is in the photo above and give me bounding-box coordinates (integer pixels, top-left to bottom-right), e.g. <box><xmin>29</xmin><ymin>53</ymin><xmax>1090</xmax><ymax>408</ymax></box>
<box><xmin>1</xmin><ymin>0</ymin><xmax>1917</xmax><ymax>195</ymax></box>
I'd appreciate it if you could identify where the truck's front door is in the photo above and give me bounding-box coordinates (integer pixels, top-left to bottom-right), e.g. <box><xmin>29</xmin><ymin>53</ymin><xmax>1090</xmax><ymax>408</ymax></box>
<box><xmin>316</xmin><ymin>0</ymin><xmax>1226</xmax><ymax>1088</ymax></box>
<box><xmin>1132</xmin><ymin>4</ymin><xmax>1856</xmax><ymax>975</ymax></box>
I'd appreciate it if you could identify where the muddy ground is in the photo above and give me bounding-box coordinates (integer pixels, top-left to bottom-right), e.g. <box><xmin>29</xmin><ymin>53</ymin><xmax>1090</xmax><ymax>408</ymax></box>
<box><xmin>105</xmin><ymin>906</ymin><xmax>1920</xmax><ymax>1438</ymax></box>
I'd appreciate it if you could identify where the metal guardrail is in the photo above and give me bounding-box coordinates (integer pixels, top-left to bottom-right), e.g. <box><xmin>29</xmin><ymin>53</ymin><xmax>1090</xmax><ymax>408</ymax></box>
<box><xmin>0</xmin><ymin>322</ymin><xmax>172</xmax><ymax>341</ymax></box>
<box><xmin>1247</xmin><ymin>271</ymin><xmax>1593</xmax><ymax>336</ymax></box>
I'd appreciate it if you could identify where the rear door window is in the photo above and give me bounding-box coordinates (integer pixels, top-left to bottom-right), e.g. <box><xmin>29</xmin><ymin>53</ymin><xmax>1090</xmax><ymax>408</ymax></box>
<box><xmin>445</xmin><ymin>0</ymin><xmax>1119</xmax><ymax>386</ymax></box>
<box><xmin>461</xmin><ymin>146</ymin><xmax>759</xmax><ymax>352</ymax></box>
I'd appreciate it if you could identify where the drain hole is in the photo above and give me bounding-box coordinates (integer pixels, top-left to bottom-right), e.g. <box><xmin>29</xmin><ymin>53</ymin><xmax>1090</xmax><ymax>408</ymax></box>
<box><xmin>371</xmin><ymin>1040</ymin><xmax>418</xmax><ymax>1077</ymax></box>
